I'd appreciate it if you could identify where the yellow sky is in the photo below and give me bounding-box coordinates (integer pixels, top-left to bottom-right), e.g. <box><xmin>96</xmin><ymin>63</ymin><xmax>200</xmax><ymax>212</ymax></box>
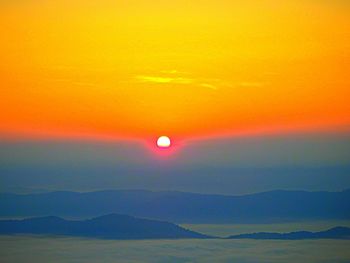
<box><xmin>1</xmin><ymin>0</ymin><xmax>349</xmax><ymax>141</ymax></box>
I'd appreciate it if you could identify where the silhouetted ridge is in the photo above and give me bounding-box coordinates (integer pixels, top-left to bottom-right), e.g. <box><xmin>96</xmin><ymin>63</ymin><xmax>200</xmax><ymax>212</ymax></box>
<box><xmin>0</xmin><ymin>214</ymin><xmax>211</xmax><ymax>239</ymax></box>
<box><xmin>1</xmin><ymin>189</ymin><xmax>349</xmax><ymax>223</ymax></box>
<box><xmin>228</xmin><ymin>226</ymin><xmax>350</xmax><ymax>240</ymax></box>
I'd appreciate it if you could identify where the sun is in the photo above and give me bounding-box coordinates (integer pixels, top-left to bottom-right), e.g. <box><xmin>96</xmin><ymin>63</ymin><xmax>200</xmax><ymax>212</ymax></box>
<box><xmin>157</xmin><ymin>136</ymin><xmax>171</xmax><ymax>148</ymax></box>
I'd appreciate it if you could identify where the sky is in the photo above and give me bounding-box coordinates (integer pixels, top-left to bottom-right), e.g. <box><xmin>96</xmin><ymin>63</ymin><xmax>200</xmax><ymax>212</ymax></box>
<box><xmin>0</xmin><ymin>0</ymin><xmax>349</xmax><ymax>194</ymax></box>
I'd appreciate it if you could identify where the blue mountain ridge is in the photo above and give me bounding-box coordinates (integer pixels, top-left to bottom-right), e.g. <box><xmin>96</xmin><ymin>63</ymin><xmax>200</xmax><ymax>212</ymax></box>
<box><xmin>1</xmin><ymin>189</ymin><xmax>349</xmax><ymax>223</ymax></box>
<box><xmin>0</xmin><ymin>215</ymin><xmax>349</xmax><ymax>240</ymax></box>
<box><xmin>0</xmin><ymin>214</ymin><xmax>210</xmax><ymax>239</ymax></box>
<box><xmin>228</xmin><ymin>226</ymin><xmax>350</xmax><ymax>240</ymax></box>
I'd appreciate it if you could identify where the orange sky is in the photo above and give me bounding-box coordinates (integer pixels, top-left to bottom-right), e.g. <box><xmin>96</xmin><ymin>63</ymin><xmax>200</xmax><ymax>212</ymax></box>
<box><xmin>1</xmin><ymin>0</ymin><xmax>349</xmax><ymax>142</ymax></box>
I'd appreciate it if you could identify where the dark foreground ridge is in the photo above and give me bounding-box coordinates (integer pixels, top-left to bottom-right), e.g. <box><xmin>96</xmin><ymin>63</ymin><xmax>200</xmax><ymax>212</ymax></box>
<box><xmin>0</xmin><ymin>214</ymin><xmax>211</xmax><ymax>239</ymax></box>
<box><xmin>228</xmin><ymin>226</ymin><xmax>350</xmax><ymax>240</ymax></box>
<box><xmin>1</xmin><ymin>189</ymin><xmax>349</xmax><ymax>223</ymax></box>
<box><xmin>1</xmin><ymin>214</ymin><xmax>349</xmax><ymax>240</ymax></box>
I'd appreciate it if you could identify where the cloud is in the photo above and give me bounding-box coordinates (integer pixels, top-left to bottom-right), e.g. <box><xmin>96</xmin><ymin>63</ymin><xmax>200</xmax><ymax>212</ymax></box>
<box><xmin>135</xmin><ymin>75</ymin><xmax>193</xmax><ymax>84</ymax></box>
<box><xmin>199</xmin><ymin>83</ymin><xmax>217</xmax><ymax>90</ymax></box>
<box><xmin>135</xmin><ymin>73</ymin><xmax>220</xmax><ymax>91</ymax></box>
<box><xmin>134</xmin><ymin>71</ymin><xmax>224</xmax><ymax>91</ymax></box>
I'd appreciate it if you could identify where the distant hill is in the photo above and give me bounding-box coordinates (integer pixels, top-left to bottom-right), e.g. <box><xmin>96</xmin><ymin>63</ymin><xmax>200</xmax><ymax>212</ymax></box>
<box><xmin>228</xmin><ymin>226</ymin><xmax>350</xmax><ymax>240</ymax></box>
<box><xmin>2</xmin><ymin>215</ymin><xmax>348</xmax><ymax>240</ymax></box>
<box><xmin>0</xmin><ymin>189</ymin><xmax>349</xmax><ymax>223</ymax></box>
<box><xmin>0</xmin><ymin>214</ymin><xmax>210</xmax><ymax>239</ymax></box>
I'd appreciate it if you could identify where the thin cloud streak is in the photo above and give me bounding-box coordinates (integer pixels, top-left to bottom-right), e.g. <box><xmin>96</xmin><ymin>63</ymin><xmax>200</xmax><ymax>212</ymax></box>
<box><xmin>135</xmin><ymin>73</ymin><xmax>219</xmax><ymax>90</ymax></box>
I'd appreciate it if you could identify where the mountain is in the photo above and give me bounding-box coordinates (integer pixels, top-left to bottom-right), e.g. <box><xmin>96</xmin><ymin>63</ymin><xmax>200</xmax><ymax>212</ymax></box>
<box><xmin>1</xmin><ymin>189</ymin><xmax>349</xmax><ymax>223</ymax></box>
<box><xmin>0</xmin><ymin>214</ymin><xmax>210</xmax><ymax>239</ymax></box>
<box><xmin>227</xmin><ymin>226</ymin><xmax>350</xmax><ymax>240</ymax></box>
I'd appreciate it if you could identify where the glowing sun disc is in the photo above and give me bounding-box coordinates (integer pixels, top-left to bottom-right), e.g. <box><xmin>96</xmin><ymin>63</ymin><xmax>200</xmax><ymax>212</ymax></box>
<box><xmin>157</xmin><ymin>136</ymin><xmax>171</xmax><ymax>148</ymax></box>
